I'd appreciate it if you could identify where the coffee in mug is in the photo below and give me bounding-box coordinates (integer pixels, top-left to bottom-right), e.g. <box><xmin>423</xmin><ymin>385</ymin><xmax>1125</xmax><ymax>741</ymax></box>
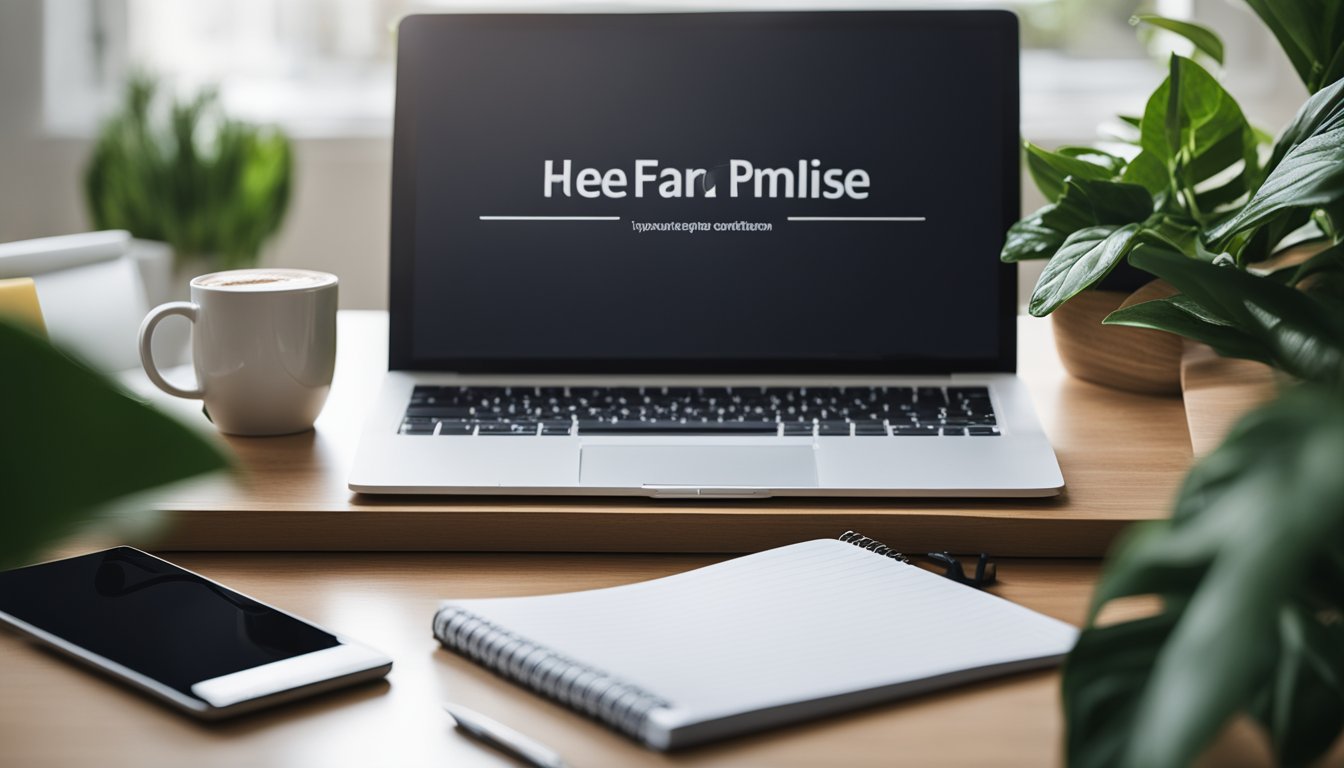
<box><xmin>138</xmin><ymin>268</ymin><xmax>338</xmax><ymax>436</ymax></box>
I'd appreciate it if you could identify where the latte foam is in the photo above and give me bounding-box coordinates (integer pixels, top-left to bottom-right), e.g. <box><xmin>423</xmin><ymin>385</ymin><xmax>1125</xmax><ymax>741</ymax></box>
<box><xmin>193</xmin><ymin>269</ymin><xmax>336</xmax><ymax>292</ymax></box>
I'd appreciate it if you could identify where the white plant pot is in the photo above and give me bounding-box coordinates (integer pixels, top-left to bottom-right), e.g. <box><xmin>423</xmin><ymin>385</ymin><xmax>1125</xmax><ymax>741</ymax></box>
<box><xmin>126</xmin><ymin>239</ymin><xmax>189</xmax><ymax>367</ymax></box>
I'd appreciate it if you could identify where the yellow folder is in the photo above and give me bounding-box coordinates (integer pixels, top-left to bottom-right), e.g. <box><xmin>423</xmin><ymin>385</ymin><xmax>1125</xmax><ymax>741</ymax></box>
<box><xmin>0</xmin><ymin>277</ymin><xmax>48</xmax><ymax>336</ymax></box>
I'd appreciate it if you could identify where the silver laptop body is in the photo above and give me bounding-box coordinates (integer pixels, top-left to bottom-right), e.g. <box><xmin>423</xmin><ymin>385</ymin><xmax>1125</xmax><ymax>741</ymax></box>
<box><xmin>350</xmin><ymin>11</ymin><xmax>1063</xmax><ymax>498</ymax></box>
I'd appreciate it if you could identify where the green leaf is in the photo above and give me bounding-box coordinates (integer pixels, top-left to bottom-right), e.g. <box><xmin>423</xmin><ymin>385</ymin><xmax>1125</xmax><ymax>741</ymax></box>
<box><xmin>1067</xmin><ymin>386</ymin><xmax>1344</xmax><ymax>768</ymax></box>
<box><xmin>1267</xmin><ymin>76</ymin><xmax>1344</xmax><ymax>174</ymax></box>
<box><xmin>1029</xmin><ymin>223</ymin><xmax>1142</xmax><ymax>316</ymax></box>
<box><xmin>1066</xmin><ymin>177</ymin><xmax>1155</xmax><ymax>224</ymax></box>
<box><xmin>1208</xmin><ymin>112</ymin><xmax>1344</xmax><ymax>247</ymax></box>
<box><xmin>1240</xmin><ymin>208</ymin><xmax>1315</xmax><ymax>265</ymax></box>
<box><xmin>1140</xmin><ymin>56</ymin><xmax>1258</xmax><ymax>209</ymax></box>
<box><xmin>1325</xmin><ymin>36</ymin><xmax>1344</xmax><ymax>93</ymax></box>
<box><xmin>1063</xmin><ymin>610</ymin><xmax>1182</xmax><ymax>768</ymax></box>
<box><xmin>1004</xmin><ymin>178</ymin><xmax>1154</xmax><ymax>263</ymax></box>
<box><xmin>1194</xmin><ymin>174</ymin><xmax>1250</xmax><ymax>212</ymax></box>
<box><xmin>1057</xmin><ymin>146</ymin><xmax>1127</xmax><ymax>175</ymax></box>
<box><xmin>1001</xmin><ymin>216</ymin><xmax>1066</xmax><ymax>262</ymax></box>
<box><xmin>1024</xmin><ymin>141</ymin><xmax>1115</xmax><ymax>203</ymax></box>
<box><xmin>1262</xmin><ymin>604</ymin><xmax>1344</xmax><ymax>765</ymax></box>
<box><xmin>1143</xmin><ymin>214</ymin><xmax>1202</xmax><ymax>255</ymax></box>
<box><xmin>1243</xmin><ymin>0</ymin><xmax>1344</xmax><ymax>93</ymax></box>
<box><xmin>1128</xmin><ymin>245</ymin><xmax>1344</xmax><ymax>383</ymax></box>
<box><xmin>1133</xmin><ymin>15</ymin><xmax>1225</xmax><ymax>66</ymax></box>
<box><xmin>1104</xmin><ymin>294</ymin><xmax>1275</xmax><ymax>365</ymax></box>
<box><xmin>0</xmin><ymin>320</ymin><xmax>231</xmax><ymax>568</ymax></box>
<box><xmin>1268</xmin><ymin>240</ymin><xmax>1344</xmax><ymax>287</ymax></box>
<box><xmin>1120</xmin><ymin>150</ymin><xmax>1170</xmax><ymax>197</ymax></box>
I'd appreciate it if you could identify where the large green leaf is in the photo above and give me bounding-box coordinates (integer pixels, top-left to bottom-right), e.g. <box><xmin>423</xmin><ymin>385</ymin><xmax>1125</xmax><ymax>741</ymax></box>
<box><xmin>1002</xmin><ymin>178</ymin><xmax>1153</xmax><ymax>263</ymax></box>
<box><xmin>1127</xmin><ymin>245</ymin><xmax>1344</xmax><ymax>383</ymax></box>
<box><xmin>1028</xmin><ymin>223</ymin><xmax>1142</xmax><ymax>316</ymax></box>
<box><xmin>1242</xmin><ymin>0</ymin><xmax>1344</xmax><ymax>93</ymax></box>
<box><xmin>1210</xmin><ymin>87</ymin><xmax>1344</xmax><ymax>247</ymax></box>
<box><xmin>1024</xmin><ymin>141</ymin><xmax>1116</xmax><ymax>203</ymax></box>
<box><xmin>1140</xmin><ymin>56</ymin><xmax>1259</xmax><ymax>221</ymax></box>
<box><xmin>0</xmin><ymin>320</ymin><xmax>230</xmax><ymax>568</ymax></box>
<box><xmin>1066</xmin><ymin>386</ymin><xmax>1344</xmax><ymax>768</ymax></box>
<box><xmin>1133</xmin><ymin>15</ymin><xmax>1225</xmax><ymax>65</ymax></box>
<box><xmin>1266</xmin><ymin>76</ymin><xmax>1344</xmax><ymax>175</ymax></box>
<box><xmin>1140</xmin><ymin>57</ymin><xmax>1251</xmax><ymax>172</ymax></box>
<box><xmin>1104</xmin><ymin>294</ymin><xmax>1275</xmax><ymax>365</ymax></box>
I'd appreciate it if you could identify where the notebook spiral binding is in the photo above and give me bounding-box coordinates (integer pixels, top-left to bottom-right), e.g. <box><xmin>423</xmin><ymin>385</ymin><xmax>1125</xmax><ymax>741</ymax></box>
<box><xmin>433</xmin><ymin>605</ymin><xmax>671</xmax><ymax>743</ymax></box>
<box><xmin>838</xmin><ymin>530</ymin><xmax>910</xmax><ymax>563</ymax></box>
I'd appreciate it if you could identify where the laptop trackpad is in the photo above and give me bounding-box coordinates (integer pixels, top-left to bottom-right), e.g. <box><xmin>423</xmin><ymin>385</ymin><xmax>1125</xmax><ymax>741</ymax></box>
<box><xmin>579</xmin><ymin>445</ymin><xmax>819</xmax><ymax>489</ymax></box>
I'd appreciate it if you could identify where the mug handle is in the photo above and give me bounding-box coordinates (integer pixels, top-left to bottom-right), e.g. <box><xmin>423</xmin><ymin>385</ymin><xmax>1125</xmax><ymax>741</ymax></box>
<box><xmin>138</xmin><ymin>301</ymin><xmax>205</xmax><ymax>399</ymax></box>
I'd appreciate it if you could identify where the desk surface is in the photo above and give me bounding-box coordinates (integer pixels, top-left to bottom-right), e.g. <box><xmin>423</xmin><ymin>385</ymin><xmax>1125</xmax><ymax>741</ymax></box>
<box><xmin>0</xmin><ymin>550</ymin><xmax>1279</xmax><ymax>768</ymax></box>
<box><xmin>132</xmin><ymin>311</ymin><xmax>1193</xmax><ymax>556</ymax></box>
<box><xmin>0</xmin><ymin>316</ymin><xmax>1296</xmax><ymax>765</ymax></box>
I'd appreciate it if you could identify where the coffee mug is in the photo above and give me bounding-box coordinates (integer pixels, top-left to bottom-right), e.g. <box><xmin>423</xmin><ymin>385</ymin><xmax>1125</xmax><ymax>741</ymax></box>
<box><xmin>138</xmin><ymin>268</ymin><xmax>338</xmax><ymax>436</ymax></box>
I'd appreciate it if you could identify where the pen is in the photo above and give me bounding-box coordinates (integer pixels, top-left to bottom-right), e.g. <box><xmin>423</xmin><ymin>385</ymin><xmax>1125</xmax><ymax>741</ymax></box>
<box><xmin>442</xmin><ymin>702</ymin><xmax>572</xmax><ymax>768</ymax></box>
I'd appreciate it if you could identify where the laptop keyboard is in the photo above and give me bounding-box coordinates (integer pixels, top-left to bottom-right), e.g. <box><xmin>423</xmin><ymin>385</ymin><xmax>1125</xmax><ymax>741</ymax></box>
<box><xmin>400</xmin><ymin>385</ymin><xmax>999</xmax><ymax>437</ymax></box>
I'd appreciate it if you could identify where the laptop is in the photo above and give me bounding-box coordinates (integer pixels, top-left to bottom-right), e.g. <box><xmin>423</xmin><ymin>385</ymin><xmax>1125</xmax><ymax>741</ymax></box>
<box><xmin>349</xmin><ymin>10</ymin><xmax>1063</xmax><ymax>498</ymax></box>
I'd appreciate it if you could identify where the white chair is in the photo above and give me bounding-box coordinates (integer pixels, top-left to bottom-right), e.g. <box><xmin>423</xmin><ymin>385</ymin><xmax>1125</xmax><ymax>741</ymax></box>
<box><xmin>0</xmin><ymin>231</ymin><xmax>158</xmax><ymax>372</ymax></box>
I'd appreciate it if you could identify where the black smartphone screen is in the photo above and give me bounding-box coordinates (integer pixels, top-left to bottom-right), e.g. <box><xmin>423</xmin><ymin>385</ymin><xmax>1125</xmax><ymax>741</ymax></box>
<box><xmin>0</xmin><ymin>548</ymin><xmax>339</xmax><ymax>697</ymax></box>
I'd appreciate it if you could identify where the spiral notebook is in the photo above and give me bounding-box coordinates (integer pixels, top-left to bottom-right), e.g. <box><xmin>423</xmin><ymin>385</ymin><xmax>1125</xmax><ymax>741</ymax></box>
<box><xmin>433</xmin><ymin>532</ymin><xmax>1078</xmax><ymax>750</ymax></box>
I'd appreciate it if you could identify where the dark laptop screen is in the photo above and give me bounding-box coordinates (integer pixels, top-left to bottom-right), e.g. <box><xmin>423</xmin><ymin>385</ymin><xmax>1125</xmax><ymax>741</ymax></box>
<box><xmin>390</xmin><ymin>12</ymin><xmax>1018</xmax><ymax>373</ymax></box>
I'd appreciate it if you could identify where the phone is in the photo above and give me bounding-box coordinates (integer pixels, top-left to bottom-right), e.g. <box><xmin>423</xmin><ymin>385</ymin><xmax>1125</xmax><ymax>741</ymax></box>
<box><xmin>0</xmin><ymin>547</ymin><xmax>392</xmax><ymax>719</ymax></box>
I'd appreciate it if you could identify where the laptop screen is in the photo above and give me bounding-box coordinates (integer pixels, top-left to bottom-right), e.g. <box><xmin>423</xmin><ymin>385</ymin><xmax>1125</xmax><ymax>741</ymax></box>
<box><xmin>390</xmin><ymin>11</ymin><xmax>1018</xmax><ymax>373</ymax></box>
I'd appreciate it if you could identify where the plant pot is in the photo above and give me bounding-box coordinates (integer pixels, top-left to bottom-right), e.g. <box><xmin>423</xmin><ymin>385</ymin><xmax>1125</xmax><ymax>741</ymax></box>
<box><xmin>1179</xmin><ymin>342</ymin><xmax>1279</xmax><ymax>458</ymax></box>
<box><xmin>1051</xmin><ymin>279</ymin><xmax>1183</xmax><ymax>396</ymax></box>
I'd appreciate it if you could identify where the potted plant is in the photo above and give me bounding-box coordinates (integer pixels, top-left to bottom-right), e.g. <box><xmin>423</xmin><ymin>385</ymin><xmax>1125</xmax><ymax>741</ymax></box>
<box><xmin>1001</xmin><ymin>4</ymin><xmax>1343</xmax><ymax>396</ymax></box>
<box><xmin>1050</xmin><ymin>5</ymin><xmax>1344</xmax><ymax>765</ymax></box>
<box><xmin>84</xmin><ymin>73</ymin><xmax>293</xmax><ymax>274</ymax></box>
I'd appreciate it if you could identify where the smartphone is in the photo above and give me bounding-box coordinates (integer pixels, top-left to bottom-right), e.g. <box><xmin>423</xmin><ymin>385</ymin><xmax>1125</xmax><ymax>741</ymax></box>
<box><xmin>0</xmin><ymin>547</ymin><xmax>392</xmax><ymax>719</ymax></box>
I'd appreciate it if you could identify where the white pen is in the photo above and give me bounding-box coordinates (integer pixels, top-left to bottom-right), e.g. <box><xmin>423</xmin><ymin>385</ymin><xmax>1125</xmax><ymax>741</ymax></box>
<box><xmin>443</xmin><ymin>702</ymin><xmax>572</xmax><ymax>768</ymax></box>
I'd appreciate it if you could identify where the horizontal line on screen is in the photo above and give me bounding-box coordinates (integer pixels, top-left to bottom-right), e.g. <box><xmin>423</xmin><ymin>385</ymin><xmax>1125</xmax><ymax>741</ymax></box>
<box><xmin>787</xmin><ymin>216</ymin><xmax>927</xmax><ymax>222</ymax></box>
<box><xmin>479</xmin><ymin>215</ymin><xmax>621</xmax><ymax>221</ymax></box>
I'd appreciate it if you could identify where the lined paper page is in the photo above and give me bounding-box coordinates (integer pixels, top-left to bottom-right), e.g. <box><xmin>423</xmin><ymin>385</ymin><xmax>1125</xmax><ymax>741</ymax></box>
<box><xmin>441</xmin><ymin>539</ymin><xmax>1077</xmax><ymax>728</ymax></box>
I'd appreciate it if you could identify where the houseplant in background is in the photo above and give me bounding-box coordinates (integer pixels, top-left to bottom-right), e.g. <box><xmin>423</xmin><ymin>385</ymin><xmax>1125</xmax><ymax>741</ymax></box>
<box><xmin>1051</xmin><ymin>4</ymin><xmax>1344</xmax><ymax>766</ymax></box>
<box><xmin>84</xmin><ymin>73</ymin><xmax>294</xmax><ymax>273</ymax></box>
<box><xmin>0</xmin><ymin>316</ymin><xmax>229</xmax><ymax>569</ymax></box>
<box><xmin>1001</xmin><ymin>2</ymin><xmax>1343</xmax><ymax>395</ymax></box>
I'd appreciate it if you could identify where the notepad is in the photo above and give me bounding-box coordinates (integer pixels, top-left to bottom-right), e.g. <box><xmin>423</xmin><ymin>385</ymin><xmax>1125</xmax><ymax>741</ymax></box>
<box><xmin>433</xmin><ymin>534</ymin><xmax>1079</xmax><ymax>750</ymax></box>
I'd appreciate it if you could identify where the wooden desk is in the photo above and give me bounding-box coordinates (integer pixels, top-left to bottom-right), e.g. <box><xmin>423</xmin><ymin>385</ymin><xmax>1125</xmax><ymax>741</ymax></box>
<box><xmin>3</xmin><ymin>329</ymin><xmax>1276</xmax><ymax>765</ymax></box>
<box><xmin>0</xmin><ymin>552</ymin><xmax>1284</xmax><ymax>767</ymax></box>
<box><xmin>130</xmin><ymin>311</ymin><xmax>1193</xmax><ymax>557</ymax></box>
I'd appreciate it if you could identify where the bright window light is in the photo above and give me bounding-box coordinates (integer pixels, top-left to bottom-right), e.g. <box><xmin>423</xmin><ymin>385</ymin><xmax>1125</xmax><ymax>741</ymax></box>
<box><xmin>44</xmin><ymin>0</ymin><xmax>1277</xmax><ymax>142</ymax></box>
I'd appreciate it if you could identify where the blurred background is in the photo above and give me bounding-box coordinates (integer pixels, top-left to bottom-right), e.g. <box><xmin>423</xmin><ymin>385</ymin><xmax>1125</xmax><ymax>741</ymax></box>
<box><xmin>0</xmin><ymin>0</ymin><xmax>1309</xmax><ymax>310</ymax></box>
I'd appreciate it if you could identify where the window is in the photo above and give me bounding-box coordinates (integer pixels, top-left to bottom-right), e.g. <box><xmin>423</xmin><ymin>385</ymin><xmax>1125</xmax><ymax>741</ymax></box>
<box><xmin>45</xmin><ymin>0</ymin><xmax>1290</xmax><ymax>142</ymax></box>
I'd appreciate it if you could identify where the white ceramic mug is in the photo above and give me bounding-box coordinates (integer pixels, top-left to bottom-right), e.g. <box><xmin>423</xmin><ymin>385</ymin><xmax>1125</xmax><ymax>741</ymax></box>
<box><xmin>138</xmin><ymin>268</ymin><xmax>338</xmax><ymax>436</ymax></box>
